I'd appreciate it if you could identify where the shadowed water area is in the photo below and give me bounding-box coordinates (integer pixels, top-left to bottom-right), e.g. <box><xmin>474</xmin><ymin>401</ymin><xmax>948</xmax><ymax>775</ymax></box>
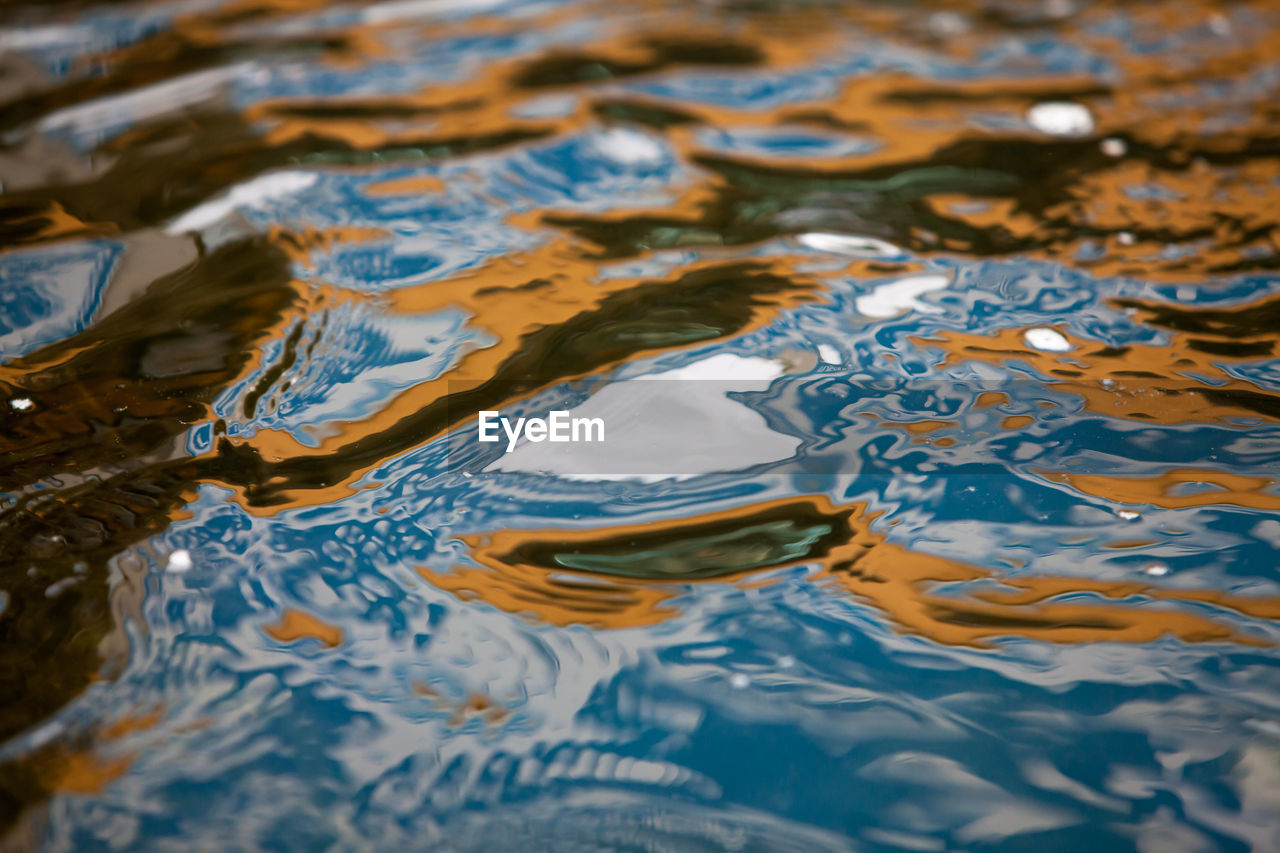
<box><xmin>2</xmin><ymin>0</ymin><xmax>1280</xmax><ymax>849</ymax></box>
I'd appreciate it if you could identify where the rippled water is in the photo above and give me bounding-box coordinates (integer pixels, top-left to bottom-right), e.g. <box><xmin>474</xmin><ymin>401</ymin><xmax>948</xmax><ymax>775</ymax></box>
<box><xmin>3</xmin><ymin>0</ymin><xmax>1280</xmax><ymax>849</ymax></box>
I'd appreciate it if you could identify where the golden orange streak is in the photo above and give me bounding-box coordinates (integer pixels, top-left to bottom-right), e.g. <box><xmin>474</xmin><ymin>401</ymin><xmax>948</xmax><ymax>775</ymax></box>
<box><xmin>262</xmin><ymin>608</ymin><xmax>345</xmax><ymax>647</ymax></box>
<box><xmin>362</xmin><ymin>175</ymin><xmax>447</xmax><ymax>197</ymax></box>
<box><xmin>913</xmin><ymin>324</ymin><xmax>1278</xmax><ymax>425</ymax></box>
<box><xmin>0</xmin><ymin>201</ymin><xmax>115</xmax><ymax>252</ymax></box>
<box><xmin>42</xmin><ymin>752</ymin><xmax>134</xmax><ymax>796</ymax></box>
<box><xmin>1045</xmin><ymin>468</ymin><xmax>1280</xmax><ymax>511</ymax></box>
<box><xmin>417</xmin><ymin>495</ymin><xmax>1280</xmax><ymax>646</ymax></box>
<box><xmin>29</xmin><ymin>706</ymin><xmax>165</xmax><ymax>798</ymax></box>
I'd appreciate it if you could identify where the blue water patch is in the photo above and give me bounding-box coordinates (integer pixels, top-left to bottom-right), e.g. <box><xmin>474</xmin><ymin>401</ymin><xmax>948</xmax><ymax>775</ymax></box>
<box><xmin>0</xmin><ymin>240</ymin><xmax>116</xmax><ymax>357</ymax></box>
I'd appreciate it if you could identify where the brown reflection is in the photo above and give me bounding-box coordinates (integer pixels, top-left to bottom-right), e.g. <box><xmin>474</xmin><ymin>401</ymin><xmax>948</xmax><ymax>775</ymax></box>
<box><xmin>420</xmin><ymin>495</ymin><xmax>1280</xmax><ymax>646</ymax></box>
<box><xmin>0</xmin><ymin>236</ymin><xmax>302</xmax><ymax>833</ymax></box>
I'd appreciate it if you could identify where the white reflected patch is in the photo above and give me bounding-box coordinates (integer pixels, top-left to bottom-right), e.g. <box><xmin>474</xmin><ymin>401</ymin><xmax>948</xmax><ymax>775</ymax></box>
<box><xmin>166</xmin><ymin>171</ymin><xmax>318</xmax><ymax>234</ymax></box>
<box><xmin>166</xmin><ymin>549</ymin><xmax>194</xmax><ymax>573</ymax></box>
<box><xmin>362</xmin><ymin>0</ymin><xmax>509</xmax><ymax>24</ymax></box>
<box><xmin>38</xmin><ymin>64</ymin><xmax>255</xmax><ymax>139</ymax></box>
<box><xmin>817</xmin><ymin>344</ymin><xmax>841</xmax><ymax>365</ymax></box>
<box><xmin>1026</xmin><ymin>101</ymin><xmax>1095</xmax><ymax>137</ymax></box>
<box><xmin>592</xmin><ymin>128</ymin><xmax>666</xmax><ymax>167</ymax></box>
<box><xmin>858</xmin><ymin>751</ymin><xmax>1081</xmax><ymax>843</ymax></box>
<box><xmin>636</xmin><ymin>352</ymin><xmax>783</xmax><ymax>382</ymax></box>
<box><xmin>797</xmin><ymin>232</ymin><xmax>905</xmax><ymax>259</ymax></box>
<box><xmin>0</xmin><ymin>23</ymin><xmax>93</xmax><ymax>51</ymax></box>
<box><xmin>1023</xmin><ymin>327</ymin><xmax>1073</xmax><ymax>352</ymax></box>
<box><xmin>856</xmin><ymin>274</ymin><xmax>949</xmax><ymax>318</ymax></box>
<box><xmin>488</xmin><ymin>354</ymin><xmax>795</xmax><ymax>482</ymax></box>
<box><xmin>1100</xmin><ymin>137</ymin><xmax>1127</xmax><ymax>157</ymax></box>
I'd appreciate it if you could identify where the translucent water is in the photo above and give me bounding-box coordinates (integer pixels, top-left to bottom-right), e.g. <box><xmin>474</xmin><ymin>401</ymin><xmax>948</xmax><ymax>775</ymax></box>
<box><xmin>2</xmin><ymin>0</ymin><xmax>1280</xmax><ymax>849</ymax></box>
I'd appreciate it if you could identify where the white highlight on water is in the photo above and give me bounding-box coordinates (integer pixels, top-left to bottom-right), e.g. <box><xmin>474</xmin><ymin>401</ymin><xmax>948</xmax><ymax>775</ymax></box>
<box><xmin>8</xmin><ymin>397</ymin><xmax>33</xmax><ymax>411</ymax></box>
<box><xmin>856</xmin><ymin>274</ymin><xmax>949</xmax><ymax>318</ymax></box>
<box><xmin>362</xmin><ymin>0</ymin><xmax>509</xmax><ymax>24</ymax></box>
<box><xmin>489</xmin><ymin>354</ymin><xmax>793</xmax><ymax>482</ymax></box>
<box><xmin>166</xmin><ymin>170</ymin><xmax>318</xmax><ymax>233</ymax></box>
<box><xmin>1027</xmin><ymin>102</ymin><xmax>1095</xmax><ymax>137</ymax></box>
<box><xmin>593</xmin><ymin>128</ymin><xmax>665</xmax><ymax>167</ymax></box>
<box><xmin>39</xmin><ymin>64</ymin><xmax>256</xmax><ymax>139</ymax></box>
<box><xmin>636</xmin><ymin>352</ymin><xmax>784</xmax><ymax>382</ymax></box>
<box><xmin>817</xmin><ymin>344</ymin><xmax>841</xmax><ymax>365</ymax></box>
<box><xmin>167</xmin><ymin>549</ymin><xmax>194</xmax><ymax>573</ymax></box>
<box><xmin>797</xmin><ymin>232</ymin><xmax>904</xmax><ymax>259</ymax></box>
<box><xmin>0</xmin><ymin>23</ymin><xmax>93</xmax><ymax>50</ymax></box>
<box><xmin>1023</xmin><ymin>328</ymin><xmax>1072</xmax><ymax>352</ymax></box>
<box><xmin>1100</xmin><ymin>137</ymin><xmax>1127</xmax><ymax>157</ymax></box>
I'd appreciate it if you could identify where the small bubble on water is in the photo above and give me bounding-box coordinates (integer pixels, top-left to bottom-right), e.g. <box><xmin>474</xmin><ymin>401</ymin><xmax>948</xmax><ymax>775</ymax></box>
<box><xmin>1143</xmin><ymin>562</ymin><xmax>1170</xmax><ymax>577</ymax></box>
<box><xmin>729</xmin><ymin>673</ymin><xmax>750</xmax><ymax>689</ymax></box>
<box><xmin>1117</xmin><ymin>510</ymin><xmax>1141</xmax><ymax>521</ymax></box>
<box><xmin>1117</xmin><ymin>231</ymin><xmax>1136</xmax><ymax>246</ymax></box>
<box><xmin>1100</xmin><ymin>137</ymin><xmax>1127</xmax><ymax>157</ymax></box>
<box><xmin>1027</xmin><ymin>102</ymin><xmax>1094</xmax><ymax>138</ymax></box>
<box><xmin>777</xmin><ymin>655</ymin><xmax>795</xmax><ymax>669</ymax></box>
<box><xmin>1023</xmin><ymin>328</ymin><xmax>1072</xmax><ymax>352</ymax></box>
<box><xmin>9</xmin><ymin>397</ymin><xmax>34</xmax><ymax>412</ymax></box>
<box><xmin>167</xmin><ymin>549</ymin><xmax>194</xmax><ymax>573</ymax></box>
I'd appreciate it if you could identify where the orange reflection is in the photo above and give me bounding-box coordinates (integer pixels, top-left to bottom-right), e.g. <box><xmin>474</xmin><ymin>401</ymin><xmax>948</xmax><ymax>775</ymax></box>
<box><xmin>1046</xmin><ymin>468</ymin><xmax>1280</xmax><ymax>511</ymax></box>
<box><xmin>263</xmin><ymin>608</ymin><xmax>345</xmax><ymax>647</ymax></box>
<box><xmin>419</xmin><ymin>495</ymin><xmax>1280</xmax><ymax>646</ymax></box>
<box><xmin>914</xmin><ymin>323</ymin><xmax>1280</xmax><ymax>426</ymax></box>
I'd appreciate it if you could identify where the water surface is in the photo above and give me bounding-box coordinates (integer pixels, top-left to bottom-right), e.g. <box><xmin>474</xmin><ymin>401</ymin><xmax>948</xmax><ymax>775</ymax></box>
<box><xmin>3</xmin><ymin>0</ymin><xmax>1280</xmax><ymax>849</ymax></box>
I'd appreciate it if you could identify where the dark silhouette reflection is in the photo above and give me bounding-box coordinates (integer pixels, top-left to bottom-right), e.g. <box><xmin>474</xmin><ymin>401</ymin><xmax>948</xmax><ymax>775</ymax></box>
<box><xmin>0</xmin><ymin>237</ymin><xmax>295</xmax><ymax>831</ymax></box>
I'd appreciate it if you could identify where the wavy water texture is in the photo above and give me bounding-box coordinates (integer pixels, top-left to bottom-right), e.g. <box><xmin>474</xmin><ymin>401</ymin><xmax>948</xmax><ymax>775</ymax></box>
<box><xmin>2</xmin><ymin>0</ymin><xmax>1280</xmax><ymax>850</ymax></box>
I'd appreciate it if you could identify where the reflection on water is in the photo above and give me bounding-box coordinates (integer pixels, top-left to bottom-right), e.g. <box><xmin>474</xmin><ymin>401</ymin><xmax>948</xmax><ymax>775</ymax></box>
<box><xmin>3</xmin><ymin>0</ymin><xmax>1280</xmax><ymax>848</ymax></box>
<box><xmin>429</xmin><ymin>494</ymin><xmax>1280</xmax><ymax>646</ymax></box>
